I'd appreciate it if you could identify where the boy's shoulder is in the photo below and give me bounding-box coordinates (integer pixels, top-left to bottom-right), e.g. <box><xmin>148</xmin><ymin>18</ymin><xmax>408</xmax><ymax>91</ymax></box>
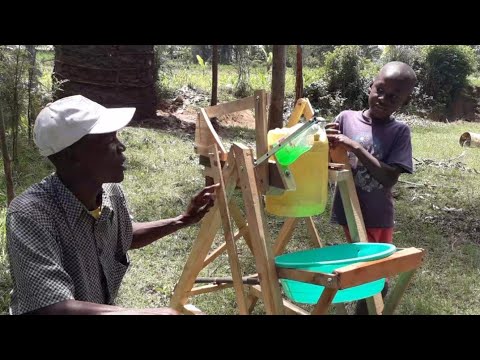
<box><xmin>390</xmin><ymin>116</ymin><xmax>412</xmax><ymax>133</ymax></box>
<box><xmin>337</xmin><ymin>110</ymin><xmax>362</xmax><ymax>118</ymax></box>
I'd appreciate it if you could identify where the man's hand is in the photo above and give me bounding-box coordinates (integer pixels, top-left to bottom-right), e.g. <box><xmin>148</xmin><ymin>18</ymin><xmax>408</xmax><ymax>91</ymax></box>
<box><xmin>181</xmin><ymin>183</ymin><xmax>220</xmax><ymax>226</ymax></box>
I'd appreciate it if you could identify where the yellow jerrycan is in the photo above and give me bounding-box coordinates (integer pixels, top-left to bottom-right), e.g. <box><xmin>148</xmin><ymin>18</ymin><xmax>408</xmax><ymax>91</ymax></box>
<box><xmin>264</xmin><ymin>124</ymin><xmax>329</xmax><ymax>217</ymax></box>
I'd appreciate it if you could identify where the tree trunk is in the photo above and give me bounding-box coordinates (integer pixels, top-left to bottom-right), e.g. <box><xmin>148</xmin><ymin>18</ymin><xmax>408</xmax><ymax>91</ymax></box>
<box><xmin>268</xmin><ymin>45</ymin><xmax>286</xmax><ymax>130</ymax></box>
<box><xmin>0</xmin><ymin>107</ymin><xmax>15</xmax><ymax>206</ymax></box>
<box><xmin>220</xmin><ymin>45</ymin><xmax>233</xmax><ymax>64</ymax></box>
<box><xmin>53</xmin><ymin>45</ymin><xmax>157</xmax><ymax>122</ymax></box>
<box><xmin>211</xmin><ymin>45</ymin><xmax>219</xmax><ymax>106</ymax></box>
<box><xmin>295</xmin><ymin>45</ymin><xmax>304</xmax><ymax>103</ymax></box>
<box><xmin>26</xmin><ymin>45</ymin><xmax>37</xmax><ymax>143</ymax></box>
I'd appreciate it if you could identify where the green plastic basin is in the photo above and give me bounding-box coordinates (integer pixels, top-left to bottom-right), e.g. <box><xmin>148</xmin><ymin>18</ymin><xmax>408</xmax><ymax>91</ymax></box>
<box><xmin>275</xmin><ymin>243</ymin><xmax>396</xmax><ymax>304</ymax></box>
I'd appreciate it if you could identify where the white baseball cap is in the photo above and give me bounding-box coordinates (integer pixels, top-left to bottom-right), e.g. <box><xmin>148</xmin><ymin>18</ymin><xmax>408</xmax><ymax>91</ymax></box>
<box><xmin>34</xmin><ymin>95</ymin><xmax>136</xmax><ymax>156</ymax></box>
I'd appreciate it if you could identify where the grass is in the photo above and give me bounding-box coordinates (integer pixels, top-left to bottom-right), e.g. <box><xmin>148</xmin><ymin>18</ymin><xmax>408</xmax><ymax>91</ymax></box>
<box><xmin>158</xmin><ymin>62</ymin><xmax>325</xmax><ymax>103</ymax></box>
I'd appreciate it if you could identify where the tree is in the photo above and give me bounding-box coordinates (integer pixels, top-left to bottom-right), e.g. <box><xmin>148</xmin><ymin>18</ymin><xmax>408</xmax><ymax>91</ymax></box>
<box><xmin>295</xmin><ymin>45</ymin><xmax>303</xmax><ymax>103</ymax></box>
<box><xmin>211</xmin><ymin>45</ymin><xmax>219</xmax><ymax>106</ymax></box>
<box><xmin>268</xmin><ymin>45</ymin><xmax>286</xmax><ymax>130</ymax></box>
<box><xmin>26</xmin><ymin>45</ymin><xmax>37</xmax><ymax>142</ymax></box>
<box><xmin>0</xmin><ymin>107</ymin><xmax>15</xmax><ymax>205</ymax></box>
<box><xmin>53</xmin><ymin>45</ymin><xmax>157</xmax><ymax>121</ymax></box>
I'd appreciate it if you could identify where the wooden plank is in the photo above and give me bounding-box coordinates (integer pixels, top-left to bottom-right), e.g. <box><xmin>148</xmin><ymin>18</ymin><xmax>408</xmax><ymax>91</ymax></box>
<box><xmin>188</xmin><ymin>283</ymin><xmax>234</xmax><ymax>296</ymax></box>
<box><xmin>170</xmin><ymin>204</ymin><xmax>222</xmax><ymax>310</ymax></box>
<box><xmin>366</xmin><ymin>294</ymin><xmax>384</xmax><ymax>315</ymax></box>
<box><xmin>198</xmin><ymin>108</ymin><xmax>228</xmax><ymax>161</ymax></box>
<box><xmin>329</xmin><ymin>146</ymin><xmax>351</xmax><ymax>169</ymax></box>
<box><xmin>228</xmin><ymin>200</ymin><xmax>254</xmax><ymax>253</ymax></box>
<box><xmin>202</xmin><ymin>225</ymin><xmax>248</xmax><ymax>267</ymax></box>
<box><xmin>209</xmin><ymin>144</ymin><xmax>249</xmax><ymax>314</ymax></box>
<box><xmin>328</xmin><ymin>162</ymin><xmax>346</xmax><ymax>171</ymax></box>
<box><xmin>311</xmin><ymin>288</ymin><xmax>337</xmax><ymax>315</ymax></box>
<box><xmin>248</xmin><ymin>285</ymin><xmax>309</xmax><ymax>315</ymax></box>
<box><xmin>182</xmin><ymin>304</ymin><xmax>205</xmax><ymax>315</ymax></box>
<box><xmin>337</xmin><ymin>169</ymin><xmax>368</xmax><ymax>243</ymax></box>
<box><xmin>334</xmin><ymin>248</ymin><xmax>424</xmax><ymax>289</ymax></box>
<box><xmin>303</xmin><ymin>98</ymin><xmax>315</xmax><ymax>120</ymax></box>
<box><xmin>233</xmin><ymin>143</ymin><xmax>284</xmax><ymax>314</ymax></box>
<box><xmin>305</xmin><ymin>217</ymin><xmax>322</xmax><ymax>248</ymax></box>
<box><xmin>286</xmin><ymin>98</ymin><xmax>306</xmax><ymax>127</ymax></box>
<box><xmin>277</xmin><ymin>268</ymin><xmax>338</xmax><ymax>288</ymax></box>
<box><xmin>267</xmin><ymin>160</ymin><xmax>296</xmax><ymax>194</ymax></box>
<box><xmin>254</xmin><ymin>90</ymin><xmax>269</xmax><ymax>194</ymax></box>
<box><xmin>273</xmin><ymin>218</ymin><xmax>299</xmax><ymax>255</ymax></box>
<box><xmin>205</xmin><ymin>95</ymin><xmax>255</xmax><ymax>118</ymax></box>
<box><xmin>170</xmin><ymin>149</ymin><xmax>238</xmax><ymax>310</ymax></box>
<box><xmin>383</xmin><ymin>270</ymin><xmax>417</xmax><ymax>315</ymax></box>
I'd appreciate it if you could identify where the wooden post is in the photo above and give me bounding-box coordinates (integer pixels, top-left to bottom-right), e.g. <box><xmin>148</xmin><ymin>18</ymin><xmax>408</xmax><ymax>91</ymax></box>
<box><xmin>209</xmin><ymin>144</ymin><xmax>249</xmax><ymax>314</ymax></box>
<box><xmin>233</xmin><ymin>143</ymin><xmax>284</xmax><ymax>314</ymax></box>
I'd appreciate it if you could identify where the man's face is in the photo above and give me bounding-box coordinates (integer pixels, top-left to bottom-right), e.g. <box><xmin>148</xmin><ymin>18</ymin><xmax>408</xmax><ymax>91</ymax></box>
<box><xmin>71</xmin><ymin>131</ymin><xmax>127</xmax><ymax>184</ymax></box>
<box><xmin>368</xmin><ymin>75</ymin><xmax>412</xmax><ymax>120</ymax></box>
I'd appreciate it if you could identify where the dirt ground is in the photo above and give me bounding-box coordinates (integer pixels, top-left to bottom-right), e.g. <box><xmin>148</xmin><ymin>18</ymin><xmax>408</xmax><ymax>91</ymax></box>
<box><xmin>135</xmin><ymin>89</ymin><xmax>257</xmax><ymax>134</ymax></box>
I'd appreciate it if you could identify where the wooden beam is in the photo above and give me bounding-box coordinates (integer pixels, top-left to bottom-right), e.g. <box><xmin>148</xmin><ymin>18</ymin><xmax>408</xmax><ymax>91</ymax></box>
<box><xmin>205</xmin><ymin>95</ymin><xmax>255</xmax><ymax>118</ymax></box>
<box><xmin>305</xmin><ymin>217</ymin><xmax>322</xmax><ymax>248</ymax></box>
<box><xmin>334</xmin><ymin>248</ymin><xmax>424</xmax><ymax>289</ymax></box>
<box><xmin>170</xmin><ymin>149</ymin><xmax>238</xmax><ymax>310</ymax></box>
<box><xmin>248</xmin><ymin>285</ymin><xmax>309</xmax><ymax>315</ymax></box>
<box><xmin>228</xmin><ymin>200</ymin><xmax>254</xmax><ymax>253</ymax></box>
<box><xmin>202</xmin><ymin>226</ymin><xmax>248</xmax><ymax>267</ymax></box>
<box><xmin>182</xmin><ymin>304</ymin><xmax>206</xmax><ymax>315</ymax></box>
<box><xmin>311</xmin><ymin>288</ymin><xmax>337</xmax><ymax>315</ymax></box>
<box><xmin>286</xmin><ymin>98</ymin><xmax>306</xmax><ymax>127</ymax></box>
<box><xmin>303</xmin><ymin>98</ymin><xmax>315</xmax><ymax>120</ymax></box>
<box><xmin>187</xmin><ymin>283</ymin><xmax>234</xmax><ymax>296</ymax></box>
<box><xmin>273</xmin><ymin>218</ymin><xmax>299</xmax><ymax>255</ymax></box>
<box><xmin>267</xmin><ymin>160</ymin><xmax>296</xmax><ymax>194</ymax></box>
<box><xmin>254</xmin><ymin>90</ymin><xmax>269</xmax><ymax>194</ymax></box>
<box><xmin>233</xmin><ymin>143</ymin><xmax>284</xmax><ymax>314</ymax></box>
<box><xmin>366</xmin><ymin>294</ymin><xmax>384</xmax><ymax>315</ymax></box>
<box><xmin>209</xmin><ymin>144</ymin><xmax>249</xmax><ymax>314</ymax></box>
<box><xmin>337</xmin><ymin>169</ymin><xmax>368</xmax><ymax>243</ymax></box>
<box><xmin>198</xmin><ymin>108</ymin><xmax>227</xmax><ymax>160</ymax></box>
<box><xmin>383</xmin><ymin>270</ymin><xmax>417</xmax><ymax>315</ymax></box>
<box><xmin>277</xmin><ymin>267</ymin><xmax>338</xmax><ymax>288</ymax></box>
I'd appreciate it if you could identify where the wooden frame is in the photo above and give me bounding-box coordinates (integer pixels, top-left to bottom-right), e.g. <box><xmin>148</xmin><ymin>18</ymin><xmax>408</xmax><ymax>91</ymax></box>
<box><xmin>170</xmin><ymin>92</ymin><xmax>425</xmax><ymax>315</ymax></box>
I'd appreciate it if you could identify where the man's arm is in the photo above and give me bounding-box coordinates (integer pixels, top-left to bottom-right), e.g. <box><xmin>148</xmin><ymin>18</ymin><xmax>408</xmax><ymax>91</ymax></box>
<box><xmin>28</xmin><ymin>300</ymin><xmax>180</xmax><ymax>315</ymax></box>
<box><xmin>130</xmin><ymin>183</ymin><xmax>219</xmax><ymax>249</ymax></box>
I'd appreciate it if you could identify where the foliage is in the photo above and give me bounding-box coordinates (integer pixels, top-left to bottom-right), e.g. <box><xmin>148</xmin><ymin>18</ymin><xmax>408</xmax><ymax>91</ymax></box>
<box><xmin>418</xmin><ymin>45</ymin><xmax>478</xmax><ymax>114</ymax></box>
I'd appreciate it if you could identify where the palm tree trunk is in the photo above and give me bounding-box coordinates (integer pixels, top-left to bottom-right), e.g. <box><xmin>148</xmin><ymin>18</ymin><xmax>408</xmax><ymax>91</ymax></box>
<box><xmin>53</xmin><ymin>45</ymin><xmax>157</xmax><ymax>122</ymax></box>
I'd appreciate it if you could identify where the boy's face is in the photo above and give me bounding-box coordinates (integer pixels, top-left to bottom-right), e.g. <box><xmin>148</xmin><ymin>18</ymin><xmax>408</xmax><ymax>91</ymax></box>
<box><xmin>368</xmin><ymin>75</ymin><xmax>413</xmax><ymax>120</ymax></box>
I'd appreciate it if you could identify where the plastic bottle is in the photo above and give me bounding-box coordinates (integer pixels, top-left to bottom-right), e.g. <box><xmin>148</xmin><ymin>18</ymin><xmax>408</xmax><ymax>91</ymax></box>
<box><xmin>272</xmin><ymin>122</ymin><xmax>322</xmax><ymax>166</ymax></box>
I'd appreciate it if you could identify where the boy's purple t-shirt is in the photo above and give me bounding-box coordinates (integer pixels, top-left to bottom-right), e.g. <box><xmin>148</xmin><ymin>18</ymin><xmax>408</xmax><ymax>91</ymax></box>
<box><xmin>331</xmin><ymin>110</ymin><xmax>413</xmax><ymax>228</ymax></box>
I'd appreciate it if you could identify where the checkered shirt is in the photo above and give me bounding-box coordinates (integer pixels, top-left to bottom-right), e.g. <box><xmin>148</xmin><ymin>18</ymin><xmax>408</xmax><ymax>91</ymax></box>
<box><xmin>6</xmin><ymin>173</ymin><xmax>133</xmax><ymax>314</ymax></box>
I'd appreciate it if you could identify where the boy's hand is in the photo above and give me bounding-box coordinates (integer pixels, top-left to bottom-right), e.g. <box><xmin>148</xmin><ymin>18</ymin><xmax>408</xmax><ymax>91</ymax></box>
<box><xmin>325</xmin><ymin>122</ymin><xmax>340</xmax><ymax>135</ymax></box>
<box><xmin>327</xmin><ymin>134</ymin><xmax>360</xmax><ymax>153</ymax></box>
<box><xmin>181</xmin><ymin>183</ymin><xmax>220</xmax><ymax>225</ymax></box>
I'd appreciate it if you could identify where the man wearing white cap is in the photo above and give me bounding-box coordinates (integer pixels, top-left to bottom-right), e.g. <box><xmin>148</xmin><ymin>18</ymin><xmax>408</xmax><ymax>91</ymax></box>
<box><xmin>6</xmin><ymin>95</ymin><xmax>219</xmax><ymax>315</ymax></box>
